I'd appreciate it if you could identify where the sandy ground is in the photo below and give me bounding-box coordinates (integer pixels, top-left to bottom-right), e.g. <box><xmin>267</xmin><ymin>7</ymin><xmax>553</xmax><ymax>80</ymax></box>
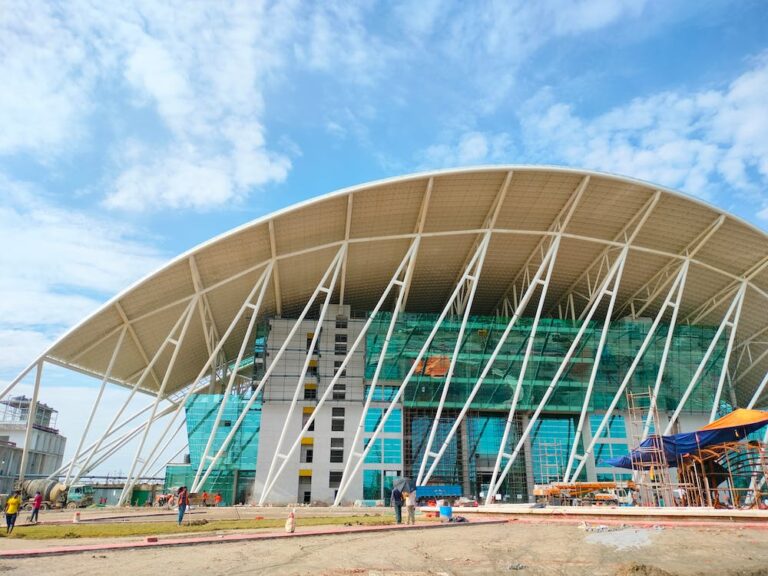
<box><xmin>1</xmin><ymin>520</ymin><xmax>767</xmax><ymax>576</ymax></box>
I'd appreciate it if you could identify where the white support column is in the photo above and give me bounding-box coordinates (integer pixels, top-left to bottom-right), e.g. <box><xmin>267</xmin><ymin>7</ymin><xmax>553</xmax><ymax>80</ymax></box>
<box><xmin>195</xmin><ymin>247</ymin><xmax>347</xmax><ymax>493</ymax></box>
<box><xmin>666</xmin><ymin>283</ymin><xmax>747</xmax><ymax>433</ymax></box>
<box><xmin>0</xmin><ymin>361</ymin><xmax>37</xmax><ymax>404</ymax></box>
<box><xmin>563</xmin><ymin>246</ymin><xmax>629</xmax><ymax>482</ymax></box>
<box><xmin>190</xmin><ymin>265</ymin><xmax>273</xmax><ymax>489</ymax></box>
<box><xmin>18</xmin><ymin>361</ymin><xmax>43</xmax><ymax>483</ymax></box>
<box><xmin>331</xmin><ymin>237</ymin><xmax>497</xmax><ymax>507</ymax></box>
<box><xmin>112</xmin><ymin>262</ymin><xmax>269</xmax><ymax>492</ymax></box>
<box><xmin>74</xmin><ymin>401</ymin><xmax>183</xmax><ymax>481</ymax></box>
<box><xmin>709</xmin><ymin>282</ymin><xmax>747</xmax><ymax>422</ymax></box>
<box><xmin>401</xmin><ymin>178</ymin><xmax>432</xmax><ymax>311</ymax></box>
<box><xmin>339</xmin><ymin>193</ymin><xmax>354</xmax><ymax>306</ymax></box>
<box><xmin>572</xmin><ymin>260</ymin><xmax>691</xmax><ymax>481</ymax></box>
<box><xmin>416</xmin><ymin>232</ymin><xmax>491</xmax><ymax>485</ymax></box>
<box><xmin>258</xmin><ymin>247</ymin><xmax>346</xmax><ymax>502</ymax></box>
<box><xmin>420</xmin><ymin>236</ymin><xmax>560</xmax><ymax>486</ymax></box>
<box><xmin>261</xmin><ymin>242</ymin><xmax>421</xmax><ymax>504</ymax></box>
<box><xmin>118</xmin><ymin>296</ymin><xmax>198</xmax><ymax>505</ymax></box>
<box><xmin>64</xmin><ymin>327</ymin><xmax>128</xmax><ymax>485</ymax></box>
<box><xmin>486</xmin><ymin>246</ymin><xmax>629</xmax><ymax>504</ymax></box>
<box><xmin>75</xmin><ymin>302</ymin><xmax>196</xmax><ymax>481</ymax></box>
<box><xmin>334</xmin><ymin>245</ymin><xmax>418</xmax><ymax>504</ymax></box>
<box><xmin>641</xmin><ymin>260</ymin><xmax>689</xmax><ymax>439</ymax></box>
<box><xmin>143</xmin><ymin>417</ymin><xmax>186</xmax><ymax>480</ymax></box>
<box><xmin>268</xmin><ymin>220</ymin><xmax>283</xmax><ymax>317</ymax></box>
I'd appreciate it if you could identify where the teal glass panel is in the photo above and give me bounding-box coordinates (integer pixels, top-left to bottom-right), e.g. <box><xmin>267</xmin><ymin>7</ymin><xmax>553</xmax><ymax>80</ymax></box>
<box><xmin>364</xmin><ymin>408</ymin><xmax>402</xmax><ymax>433</ymax></box>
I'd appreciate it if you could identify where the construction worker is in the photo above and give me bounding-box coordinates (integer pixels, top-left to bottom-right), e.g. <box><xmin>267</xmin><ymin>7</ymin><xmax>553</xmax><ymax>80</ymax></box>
<box><xmin>214</xmin><ymin>492</ymin><xmax>222</xmax><ymax>507</ymax></box>
<box><xmin>4</xmin><ymin>491</ymin><xmax>21</xmax><ymax>534</ymax></box>
<box><xmin>202</xmin><ymin>491</ymin><xmax>209</xmax><ymax>507</ymax></box>
<box><xmin>390</xmin><ymin>486</ymin><xmax>404</xmax><ymax>524</ymax></box>
<box><xmin>29</xmin><ymin>491</ymin><xmax>43</xmax><ymax>523</ymax></box>
<box><xmin>177</xmin><ymin>486</ymin><xmax>189</xmax><ymax>526</ymax></box>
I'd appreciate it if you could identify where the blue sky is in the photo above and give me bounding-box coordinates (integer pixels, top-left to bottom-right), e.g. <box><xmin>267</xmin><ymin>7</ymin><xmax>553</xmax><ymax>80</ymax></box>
<box><xmin>1</xmin><ymin>1</ymin><xmax>767</xmax><ymax>473</ymax></box>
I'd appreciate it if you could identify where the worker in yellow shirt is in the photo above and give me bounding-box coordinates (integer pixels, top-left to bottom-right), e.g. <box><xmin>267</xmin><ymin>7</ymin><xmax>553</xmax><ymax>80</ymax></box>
<box><xmin>5</xmin><ymin>491</ymin><xmax>21</xmax><ymax>534</ymax></box>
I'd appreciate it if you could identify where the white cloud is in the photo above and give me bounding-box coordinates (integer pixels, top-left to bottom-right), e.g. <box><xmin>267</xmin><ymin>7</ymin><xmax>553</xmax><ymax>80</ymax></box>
<box><xmin>517</xmin><ymin>55</ymin><xmax>768</xmax><ymax>208</ymax></box>
<box><xmin>419</xmin><ymin>131</ymin><xmax>512</xmax><ymax>169</ymax></box>
<box><xmin>1</xmin><ymin>1</ymin><xmax>296</xmax><ymax>212</ymax></box>
<box><xmin>0</xmin><ymin>2</ymin><xmax>93</xmax><ymax>156</ymax></box>
<box><xmin>0</xmin><ymin>177</ymin><xmax>166</xmax><ymax>368</ymax></box>
<box><xmin>439</xmin><ymin>0</ymin><xmax>649</xmax><ymax>112</ymax></box>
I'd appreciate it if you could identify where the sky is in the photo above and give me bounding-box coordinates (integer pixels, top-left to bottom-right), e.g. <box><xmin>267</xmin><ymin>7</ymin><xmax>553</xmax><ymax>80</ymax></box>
<box><xmin>1</xmin><ymin>0</ymin><xmax>767</xmax><ymax>476</ymax></box>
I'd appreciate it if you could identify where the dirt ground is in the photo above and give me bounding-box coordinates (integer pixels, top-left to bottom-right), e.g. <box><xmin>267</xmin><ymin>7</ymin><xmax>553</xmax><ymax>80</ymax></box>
<box><xmin>1</xmin><ymin>520</ymin><xmax>767</xmax><ymax>576</ymax></box>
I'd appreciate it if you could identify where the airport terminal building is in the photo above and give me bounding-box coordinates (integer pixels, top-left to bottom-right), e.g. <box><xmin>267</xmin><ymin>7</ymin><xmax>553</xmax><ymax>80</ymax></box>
<box><xmin>7</xmin><ymin>167</ymin><xmax>768</xmax><ymax>506</ymax></box>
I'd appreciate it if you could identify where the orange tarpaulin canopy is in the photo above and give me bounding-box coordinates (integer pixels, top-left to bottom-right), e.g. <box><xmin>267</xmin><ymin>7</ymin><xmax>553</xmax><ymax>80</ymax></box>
<box><xmin>415</xmin><ymin>356</ymin><xmax>451</xmax><ymax>377</ymax></box>
<box><xmin>699</xmin><ymin>408</ymin><xmax>768</xmax><ymax>431</ymax></box>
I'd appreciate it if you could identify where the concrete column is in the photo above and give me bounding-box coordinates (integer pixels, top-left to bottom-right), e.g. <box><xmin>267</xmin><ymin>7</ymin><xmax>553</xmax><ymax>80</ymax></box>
<box><xmin>459</xmin><ymin>417</ymin><xmax>471</xmax><ymax>495</ymax></box>
<box><xmin>522</xmin><ymin>414</ymin><xmax>535</xmax><ymax>503</ymax></box>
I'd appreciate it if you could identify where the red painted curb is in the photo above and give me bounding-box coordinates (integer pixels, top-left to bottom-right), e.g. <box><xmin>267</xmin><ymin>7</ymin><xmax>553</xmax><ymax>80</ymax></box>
<box><xmin>0</xmin><ymin>519</ymin><xmax>507</xmax><ymax>559</ymax></box>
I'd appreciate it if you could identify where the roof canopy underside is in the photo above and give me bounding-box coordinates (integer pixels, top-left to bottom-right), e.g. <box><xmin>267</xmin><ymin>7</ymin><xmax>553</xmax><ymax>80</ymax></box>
<box><xmin>44</xmin><ymin>167</ymin><xmax>768</xmax><ymax>407</ymax></box>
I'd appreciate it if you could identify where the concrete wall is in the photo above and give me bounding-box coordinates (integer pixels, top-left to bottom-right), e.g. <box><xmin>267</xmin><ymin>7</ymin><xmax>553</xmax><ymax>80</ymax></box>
<box><xmin>255</xmin><ymin>305</ymin><xmax>400</xmax><ymax>504</ymax></box>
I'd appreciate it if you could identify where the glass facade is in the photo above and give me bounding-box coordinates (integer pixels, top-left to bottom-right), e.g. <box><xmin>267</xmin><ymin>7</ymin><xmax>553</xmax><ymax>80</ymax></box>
<box><xmin>366</xmin><ymin>313</ymin><xmax>725</xmax><ymax>413</ymax></box>
<box><xmin>363</xmin><ymin>312</ymin><xmax>725</xmax><ymax>494</ymax></box>
<box><xmin>163</xmin><ymin>392</ymin><xmax>261</xmax><ymax>504</ymax></box>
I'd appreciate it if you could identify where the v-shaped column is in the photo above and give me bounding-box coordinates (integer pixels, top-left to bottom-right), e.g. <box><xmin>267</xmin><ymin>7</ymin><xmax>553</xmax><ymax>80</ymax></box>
<box><xmin>260</xmin><ymin>240</ymin><xmax>421</xmax><ymax>504</ymax></box>
<box><xmin>486</xmin><ymin>246</ymin><xmax>629</xmax><ymax>504</ymax></box>
<box><xmin>665</xmin><ymin>281</ymin><xmax>748</xmax><ymax>433</ymax></box>
<box><xmin>419</xmin><ymin>235</ymin><xmax>561</xmax><ymax>486</ymax></box>
<box><xmin>415</xmin><ymin>233</ymin><xmax>491</xmax><ymax>485</ymax></box>
<box><xmin>330</xmin><ymin>234</ymin><xmax>493</xmax><ymax>506</ymax></box>
<box><xmin>194</xmin><ymin>247</ymin><xmax>346</xmax><ymax>493</ymax></box>
<box><xmin>118</xmin><ymin>296</ymin><xmax>199</xmax><ymax>505</ymax></box>
<box><xmin>568</xmin><ymin>258</ymin><xmax>689</xmax><ymax>482</ymax></box>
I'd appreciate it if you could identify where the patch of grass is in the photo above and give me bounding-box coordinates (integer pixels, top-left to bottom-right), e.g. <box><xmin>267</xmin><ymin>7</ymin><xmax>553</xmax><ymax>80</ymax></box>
<box><xmin>1</xmin><ymin>514</ymin><xmax>397</xmax><ymax>540</ymax></box>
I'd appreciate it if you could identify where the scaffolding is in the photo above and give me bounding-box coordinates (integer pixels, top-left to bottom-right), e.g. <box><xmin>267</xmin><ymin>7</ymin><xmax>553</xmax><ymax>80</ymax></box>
<box><xmin>535</xmin><ymin>440</ymin><xmax>564</xmax><ymax>484</ymax></box>
<box><xmin>625</xmin><ymin>389</ymin><xmax>676</xmax><ymax>507</ymax></box>
<box><xmin>677</xmin><ymin>441</ymin><xmax>768</xmax><ymax>509</ymax></box>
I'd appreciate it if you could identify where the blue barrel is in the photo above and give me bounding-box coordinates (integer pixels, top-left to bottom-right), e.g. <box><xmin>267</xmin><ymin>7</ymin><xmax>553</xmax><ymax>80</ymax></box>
<box><xmin>439</xmin><ymin>505</ymin><xmax>453</xmax><ymax>521</ymax></box>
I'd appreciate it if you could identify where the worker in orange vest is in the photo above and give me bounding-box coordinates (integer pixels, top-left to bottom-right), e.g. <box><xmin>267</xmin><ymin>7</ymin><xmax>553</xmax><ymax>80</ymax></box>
<box><xmin>214</xmin><ymin>493</ymin><xmax>222</xmax><ymax>507</ymax></box>
<box><xmin>201</xmin><ymin>491</ymin><xmax>209</xmax><ymax>507</ymax></box>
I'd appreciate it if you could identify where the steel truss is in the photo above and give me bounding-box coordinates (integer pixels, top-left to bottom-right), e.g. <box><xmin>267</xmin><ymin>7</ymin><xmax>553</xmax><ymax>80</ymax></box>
<box><xmin>665</xmin><ymin>282</ymin><xmax>748</xmax><ymax>433</ymax></box>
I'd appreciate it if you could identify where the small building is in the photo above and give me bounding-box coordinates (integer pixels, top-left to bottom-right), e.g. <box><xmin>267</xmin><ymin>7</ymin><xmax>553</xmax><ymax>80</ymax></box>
<box><xmin>0</xmin><ymin>396</ymin><xmax>67</xmax><ymax>493</ymax></box>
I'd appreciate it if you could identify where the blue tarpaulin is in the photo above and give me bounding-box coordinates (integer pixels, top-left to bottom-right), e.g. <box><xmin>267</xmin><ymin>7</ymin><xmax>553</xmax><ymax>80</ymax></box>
<box><xmin>603</xmin><ymin>409</ymin><xmax>768</xmax><ymax>469</ymax></box>
<box><xmin>415</xmin><ymin>484</ymin><xmax>462</xmax><ymax>498</ymax></box>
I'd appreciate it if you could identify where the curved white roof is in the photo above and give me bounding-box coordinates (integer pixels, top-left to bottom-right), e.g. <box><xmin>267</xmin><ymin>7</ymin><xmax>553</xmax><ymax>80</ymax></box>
<box><xmin>32</xmin><ymin>166</ymin><xmax>768</xmax><ymax>406</ymax></box>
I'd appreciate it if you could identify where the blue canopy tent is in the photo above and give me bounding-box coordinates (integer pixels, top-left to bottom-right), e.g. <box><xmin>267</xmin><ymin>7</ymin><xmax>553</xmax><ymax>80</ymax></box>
<box><xmin>604</xmin><ymin>409</ymin><xmax>768</xmax><ymax>469</ymax></box>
